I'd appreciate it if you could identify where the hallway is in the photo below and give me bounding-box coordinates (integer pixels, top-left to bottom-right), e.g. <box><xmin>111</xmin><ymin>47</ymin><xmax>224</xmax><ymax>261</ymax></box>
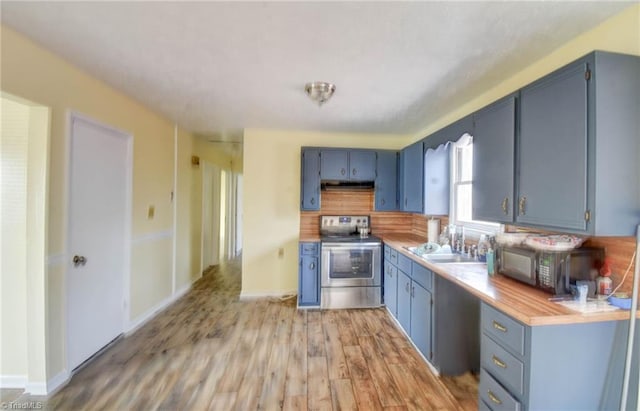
<box><xmin>3</xmin><ymin>257</ymin><xmax>475</xmax><ymax>410</ymax></box>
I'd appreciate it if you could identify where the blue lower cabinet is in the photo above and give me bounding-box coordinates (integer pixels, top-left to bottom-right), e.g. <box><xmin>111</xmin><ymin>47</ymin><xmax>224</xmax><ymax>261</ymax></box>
<box><xmin>409</xmin><ymin>282</ymin><xmax>432</xmax><ymax>360</ymax></box>
<box><xmin>397</xmin><ymin>270</ymin><xmax>412</xmax><ymax>333</ymax></box>
<box><xmin>383</xmin><ymin>261</ymin><xmax>398</xmax><ymax>317</ymax></box>
<box><xmin>298</xmin><ymin>242</ymin><xmax>320</xmax><ymax>306</ymax></box>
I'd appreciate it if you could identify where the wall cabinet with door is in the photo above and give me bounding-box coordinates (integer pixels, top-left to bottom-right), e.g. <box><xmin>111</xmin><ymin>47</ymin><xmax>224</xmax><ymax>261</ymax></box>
<box><xmin>472</xmin><ymin>94</ymin><xmax>517</xmax><ymax>223</ymax></box>
<box><xmin>471</xmin><ymin>51</ymin><xmax>639</xmax><ymax>235</ymax></box>
<box><xmin>320</xmin><ymin>148</ymin><xmax>377</xmax><ymax>181</ymax></box>
<box><xmin>399</xmin><ymin>140</ymin><xmax>424</xmax><ymax>213</ymax></box>
<box><xmin>298</xmin><ymin>242</ymin><xmax>320</xmax><ymax>307</ymax></box>
<box><xmin>375</xmin><ymin>150</ymin><xmax>398</xmax><ymax>211</ymax></box>
<box><xmin>300</xmin><ymin>148</ymin><xmax>321</xmax><ymax>211</ymax></box>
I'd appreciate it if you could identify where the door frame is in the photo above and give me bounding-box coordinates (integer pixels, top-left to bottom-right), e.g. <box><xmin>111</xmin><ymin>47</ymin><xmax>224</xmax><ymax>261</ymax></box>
<box><xmin>200</xmin><ymin>161</ymin><xmax>221</xmax><ymax>272</ymax></box>
<box><xmin>64</xmin><ymin>111</ymin><xmax>132</xmax><ymax>373</ymax></box>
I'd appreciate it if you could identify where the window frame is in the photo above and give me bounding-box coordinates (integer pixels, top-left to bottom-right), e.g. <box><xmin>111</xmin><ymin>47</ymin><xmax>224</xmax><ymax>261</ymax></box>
<box><xmin>449</xmin><ymin>133</ymin><xmax>501</xmax><ymax>238</ymax></box>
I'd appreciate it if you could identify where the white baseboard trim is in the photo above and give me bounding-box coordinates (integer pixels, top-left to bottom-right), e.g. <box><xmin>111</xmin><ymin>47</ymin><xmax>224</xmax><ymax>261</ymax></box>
<box><xmin>125</xmin><ymin>282</ymin><xmax>192</xmax><ymax>335</ymax></box>
<box><xmin>25</xmin><ymin>381</ymin><xmax>47</xmax><ymax>396</ymax></box>
<box><xmin>0</xmin><ymin>375</ymin><xmax>27</xmax><ymax>389</ymax></box>
<box><xmin>239</xmin><ymin>289</ymin><xmax>297</xmax><ymax>300</ymax></box>
<box><xmin>45</xmin><ymin>370</ymin><xmax>70</xmax><ymax>396</ymax></box>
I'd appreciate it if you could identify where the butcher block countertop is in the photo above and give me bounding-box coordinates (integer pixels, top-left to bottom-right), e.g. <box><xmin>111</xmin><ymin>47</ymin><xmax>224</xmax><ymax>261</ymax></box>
<box><xmin>380</xmin><ymin>233</ymin><xmax>638</xmax><ymax>327</ymax></box>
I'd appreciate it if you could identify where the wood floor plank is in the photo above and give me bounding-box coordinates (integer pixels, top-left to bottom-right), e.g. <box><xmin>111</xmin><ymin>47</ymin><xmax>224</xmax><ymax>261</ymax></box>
<box><xmin>330</xmin><ymin>379</ymin><xmax>358</xmax><ymax>411</ymax></box>
<box><xmin>7</xmin><ymin>257</ymin><xmax>472</xmax><ymax>411</ymax></box>
<box><xmin>307</xmin><ymin>356</ymin><xmax>332</xmax><ymax>411</ymax></box>
<box><xmin>350</xmin><ymin>378</ymin><xmax>383</xmax><ymax>411</ymax></box>
<box><xmin>358</xmin><ymin>336</ymin><xmax>405</xmax><ymax>407</ymax></box>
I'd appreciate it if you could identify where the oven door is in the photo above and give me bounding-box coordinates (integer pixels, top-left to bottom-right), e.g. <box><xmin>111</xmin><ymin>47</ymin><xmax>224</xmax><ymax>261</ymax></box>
<box><xmin>321</xmin><ymin>242</ymin><xmax>381</xmax><ymax>287</ymax></box>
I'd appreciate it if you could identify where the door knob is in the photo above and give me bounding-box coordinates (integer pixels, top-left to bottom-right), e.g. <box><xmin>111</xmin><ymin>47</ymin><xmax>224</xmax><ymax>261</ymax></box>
<box><xmin>73</xmin><ymin>255</ymin><xmax>87</xmax><ymax>267</ymax></box>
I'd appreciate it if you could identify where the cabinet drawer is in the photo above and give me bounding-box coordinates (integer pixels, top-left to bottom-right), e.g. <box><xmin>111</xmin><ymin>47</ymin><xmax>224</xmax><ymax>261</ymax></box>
<box><xmin>482</xmin><ymin>303</ymin><xmax>525</xmax><ymax>356</ymax></box>
<box><xmin>389</xmin><ymin>248</ymin><xmax>399</xmax><ymax>265</ymax></box>
<box><xmin>479</xmin><ymin>369</ymin><xmax>521</xmax><ymax>411</ymax></box>
<box><xmin>398</xmin><ymin>253</ymin><xmax>412</xmax><ymax>274</ymax></box>
<box><xmin>411</xmin><ymin>262</ymin><xmax>433</xmax><ymax>291</ymax></box>
<box><xmin>481</xmin><ymin>334</ymin><xmax>524</xmax><ymax>396</ymax></box>
<box><xmin>384</xmin><ymin>245</ymin><xmax>391</xmax><ymax>260</ymax></box>
<box><xmin>300</xmin><ymin>242</ymin><xmax>319</xmax><ymax>255</ymax></box>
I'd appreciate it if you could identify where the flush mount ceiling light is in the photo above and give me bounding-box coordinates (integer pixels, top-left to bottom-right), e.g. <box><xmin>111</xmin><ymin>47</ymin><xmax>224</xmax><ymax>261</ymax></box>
<box><xmin>305</xmin><ymin>81</ymin><xmax>336</xmax><ymax>106</ymax></box>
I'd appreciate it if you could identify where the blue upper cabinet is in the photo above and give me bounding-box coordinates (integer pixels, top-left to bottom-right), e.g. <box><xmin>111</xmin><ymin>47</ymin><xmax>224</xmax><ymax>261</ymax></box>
<box><xmin>349</xmin><ymin>150</ymin><xmax>377</xmax><ymax>181</ymax></box>
<box><xmin>400</xmin><ymin>140</ymin><xmax>424</xmax><ymax>213</ymax></box>
<box><xmin>320</xmin><ymin>149</ymin><xmax>349</xmax><ymax>180</ymax></box>
<box><xmin>517</xmin><ymin>52</ymin><xmax>639</xmax><ymax>235</ymax></box>
<box><xmin>300</xmin><ymin>148</ymin><xmax>320</xmax><ymax>210</ymax></box>
<box><xmin>375</xmin><ymin>150</ymin><xmax>398</xmax><ymax>210</ymax></box>
<box><xmin>320</xmin><ymin>149</ymin><xmax>376</xmax><ymax>181</ymax></box>
<box><xmin>472</xmin><ymin>94</ymin><xmax>516</xmax><ymax>223</ymax></box>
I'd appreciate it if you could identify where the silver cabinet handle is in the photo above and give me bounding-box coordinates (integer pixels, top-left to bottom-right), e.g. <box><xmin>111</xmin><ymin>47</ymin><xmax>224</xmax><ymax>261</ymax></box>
<box><xmin>381</xmin><ymin>198</ymin><xmax>386</xmax><ymax>205</ymax></box>
<box><xmin>341</xmin><ymin>168</ymin><xmax>346</xmax><ymax>176</ymax></box>
<box><xmin>352</xmin><ymin>168</ymin><xmax>357</xmax><ymax>176</ymax></box>
<box><xmin>310</xmin><ymin>197</ymin><xmax>315</xmax><ymax>205</ymax></box>
<box><xmin>309</xmin><ymin>262</ymin><xmax>315</xmax><ymax>270</ymax></box>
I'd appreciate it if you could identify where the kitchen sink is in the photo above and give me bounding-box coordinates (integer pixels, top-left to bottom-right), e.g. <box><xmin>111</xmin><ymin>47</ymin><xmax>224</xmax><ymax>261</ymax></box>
<box><xmin>404</xmin><ymin>246</ymin><xmax>483</xmax><ymax>264</ymax></box>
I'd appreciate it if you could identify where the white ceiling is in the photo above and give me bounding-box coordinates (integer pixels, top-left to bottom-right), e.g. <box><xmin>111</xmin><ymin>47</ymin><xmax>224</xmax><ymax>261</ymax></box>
<box><xmin>1</xmin><ymin>1</ymin><xmax>632</xmax><ymax>141</ymax></box>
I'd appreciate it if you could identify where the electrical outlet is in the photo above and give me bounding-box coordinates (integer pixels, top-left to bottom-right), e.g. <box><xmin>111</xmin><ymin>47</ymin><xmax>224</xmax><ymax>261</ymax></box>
<box><xmin>278</xmin><ymin>247</ymin><xmax>284</xmax><ymax>258</ymax></box>
<box><xmin>147</xmin><ymin>205</ymin><xmax>155</xmax><ymax>219</ymax></box>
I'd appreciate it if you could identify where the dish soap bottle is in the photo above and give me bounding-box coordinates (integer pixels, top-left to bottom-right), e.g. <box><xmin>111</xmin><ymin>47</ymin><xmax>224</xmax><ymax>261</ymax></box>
<box><xmin>486</xmin><ymin>247</ymin><xmax>495</xmax><ymax>277</ymax></box>
<box><xmin>597</xmin><ymin>258</ymin><xmax>613</xmax><ymax>299</ymax></box>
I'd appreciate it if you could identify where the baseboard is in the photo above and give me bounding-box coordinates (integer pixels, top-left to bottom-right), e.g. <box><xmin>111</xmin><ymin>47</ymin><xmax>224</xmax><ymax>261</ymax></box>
<box><xmin>45</xmin><ymin>370</ymin><xmax>70</xmax><ymax>396</ymax></box>
<box><xmin>239</xmin><ymin>289</ymin><xmax>297</xmax><ymax>300</ymax></box>
<box><xmin>125</xmin><ymin>281</ymin><xmax>192</xmax><ymax>335</ymax></box>
<box><xmin>25</xmin><ymin>381</ymin><xmax>47</xmax><ymax>396</ymax></box>
<box><xmin>0</xmin><ymin>374</ymin><xmax>27</xmax><ymax>389</ymax></box>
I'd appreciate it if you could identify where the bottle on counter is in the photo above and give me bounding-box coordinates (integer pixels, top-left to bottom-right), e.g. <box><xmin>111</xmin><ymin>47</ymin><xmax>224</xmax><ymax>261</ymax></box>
<box><xmin>477</xmin><ymin>234</ymin><xmax>489</xmax><ymax>262</ymax></box>
<box><xmin>597</xmin><ymin>257</ymin><xmax>613</xmax><ymax>299</ymax></box>
<box><xmin>486</xmin><ymin>247</ymin><xmax>495</xmax><ymax>277</ymax></box>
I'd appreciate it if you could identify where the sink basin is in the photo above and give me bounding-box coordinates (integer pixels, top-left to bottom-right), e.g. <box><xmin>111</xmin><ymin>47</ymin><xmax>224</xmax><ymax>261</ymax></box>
<box><xmin>404</xmin><ymin>246</ymin><xmax>482</xmax><ymax>264</ymax></box>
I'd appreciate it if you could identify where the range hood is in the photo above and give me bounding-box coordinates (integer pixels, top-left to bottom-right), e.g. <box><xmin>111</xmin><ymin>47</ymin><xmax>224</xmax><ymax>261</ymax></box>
<box><xmin>321</xmin><ymin>180</ymin><xmax>375</xmax><ymax>191</ymax></box>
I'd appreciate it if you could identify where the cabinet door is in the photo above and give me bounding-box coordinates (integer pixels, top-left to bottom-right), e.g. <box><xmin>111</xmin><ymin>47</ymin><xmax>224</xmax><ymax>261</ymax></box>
<box><xmin>397</xmin><ymin>271</ymin><xmax>412</xmax><ymax>333</ymax></box>
<box><xmin>518</xmin><ymin>62</ymin><xmax>589</xmax><ymax>231</ymax></box>
<box><xmin>299</xmin><ymin>255</ymin><xmax>319</xmax><ymax>306</ymax></box>
<box><xmin>410</xmin><ymin>283</ymin><xmax>432</xmax><ymax>360</ymax></box>
<box><xmin>349</xmin><ymin>150</ymin><xmax>377</xmax><ymax>181</ymax></box>
<box><xmin>472</xmin><ymin>95</ymin><xmax>516</xmax><ymax>223</ymax></box>
<box><xmin>301</xmin><ymin>149</ymin><xmax>320</xmax><ymax>210</ymax></box>
<box><xmin>375</xmin><ymin>150</ymin><xmax>398</xmax><ymax>210</ymax></box>
<box><xmin>320</xmin><ymin>150</ymin><xmax>349</xmax><ymax>180</ymax></box>
<box><xmin>401</xmin><ymin>141</ymin><xmax>424</xmax><ymax>212</ymax></box>
<box><xmin>384</xmin><ymin>261</ymin><xmax>398</xmax><ymax>317</ymax></box>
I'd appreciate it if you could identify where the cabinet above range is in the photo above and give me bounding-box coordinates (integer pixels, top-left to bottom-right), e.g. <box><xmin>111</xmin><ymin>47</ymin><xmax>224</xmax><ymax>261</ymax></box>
<box><xmin>300</xmin><ymin>147</ymin><xmax>399</xmax><ymax>211</ymax></box>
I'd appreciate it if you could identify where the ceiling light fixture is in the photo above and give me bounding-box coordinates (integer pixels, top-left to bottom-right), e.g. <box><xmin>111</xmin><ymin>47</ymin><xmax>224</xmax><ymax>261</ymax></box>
<box><xmin>305</xmin><ymin>81</ymin><xmax>336</xmax><ymax>106</ymax></box>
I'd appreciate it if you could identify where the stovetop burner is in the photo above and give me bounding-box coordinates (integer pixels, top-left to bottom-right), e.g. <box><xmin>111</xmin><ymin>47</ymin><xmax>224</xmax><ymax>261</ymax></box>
<box><xmin>319</xmin><ymin>215</ymin><xmax>380</xmax><ymax>244</ymax></box>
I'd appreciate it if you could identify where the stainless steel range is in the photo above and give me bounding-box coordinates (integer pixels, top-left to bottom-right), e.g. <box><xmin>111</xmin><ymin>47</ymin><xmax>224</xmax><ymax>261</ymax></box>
<box><xmin>320</xmin><ymin>215</ymin><xmax>382</xmax><ymax>309</ymax></box>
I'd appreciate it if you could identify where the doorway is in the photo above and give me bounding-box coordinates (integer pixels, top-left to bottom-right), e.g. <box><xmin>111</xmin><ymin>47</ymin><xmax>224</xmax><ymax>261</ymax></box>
<box><xmin>201</xmin><ymin>162</ymin><xmax>221</xmax><ymax>271</ymax></box>
<box><xmin>66</xmin><ymin>113</ymin><xmax>131</xmax><ymax>371</ymax></box>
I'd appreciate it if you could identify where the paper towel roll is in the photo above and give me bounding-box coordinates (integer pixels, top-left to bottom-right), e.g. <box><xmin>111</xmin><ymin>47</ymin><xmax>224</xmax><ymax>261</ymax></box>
<box><xmin>428</xmin><ymin>219</ymin><xmax>440</xmax><ymax>244</ymax></box>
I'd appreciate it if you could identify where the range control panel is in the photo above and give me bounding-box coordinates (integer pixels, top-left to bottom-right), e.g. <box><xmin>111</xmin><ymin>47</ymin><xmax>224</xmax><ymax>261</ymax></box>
<box><xmin>320</xmin><ymin>215</ymin><xmax>370</xmax><ymax>235</ymax></box>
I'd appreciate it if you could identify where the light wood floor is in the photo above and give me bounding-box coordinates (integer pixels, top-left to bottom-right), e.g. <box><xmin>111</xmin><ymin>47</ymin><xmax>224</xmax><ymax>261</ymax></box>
<box><xmin>2</xmin><ymin>257</ymin><xmax>477</xmax><ymax>410</ymax></box>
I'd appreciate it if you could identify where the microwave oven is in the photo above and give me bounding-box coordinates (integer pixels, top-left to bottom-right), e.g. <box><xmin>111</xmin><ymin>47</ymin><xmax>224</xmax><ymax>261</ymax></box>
<box><xmin>496</xmin><ymin>245</ymin><xmax>605</xmax><ymax>295</ymax></box>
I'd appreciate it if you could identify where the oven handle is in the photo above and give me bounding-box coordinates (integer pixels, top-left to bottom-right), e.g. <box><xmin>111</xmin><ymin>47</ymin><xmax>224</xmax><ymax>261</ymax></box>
<box><xmin>322</xmin><ymin>243</ymin><xmax>382</xmax><ymax>251</ymax></box>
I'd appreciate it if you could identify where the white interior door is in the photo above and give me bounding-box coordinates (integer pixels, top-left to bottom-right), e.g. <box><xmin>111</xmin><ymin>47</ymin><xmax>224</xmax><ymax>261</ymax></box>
<box><xmin>201</xmin><ymin>162</ymin><xmax>221</xmax><ymax>269</ymax></box>
<box><xmin>67</xmin><ymin>114</ymin><xmax>130</xmax><ymax>371</ymax></box>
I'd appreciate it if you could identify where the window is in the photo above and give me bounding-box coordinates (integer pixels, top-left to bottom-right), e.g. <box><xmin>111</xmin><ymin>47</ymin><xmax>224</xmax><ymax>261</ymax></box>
<box><xmin>450</xmin><ymin>134</ymin><xmax>500</xmax><ymax>236</ymax></box>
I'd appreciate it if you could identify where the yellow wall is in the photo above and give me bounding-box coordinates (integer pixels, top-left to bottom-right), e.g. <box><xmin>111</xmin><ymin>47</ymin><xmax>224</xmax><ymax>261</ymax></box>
<box><xmin>0</xmin><ymin>25</ymin><xmax>200</xmax><ymax>383</ymax></box>
<box><xmin>1</xmin><ymin>97</ymin><xmax>30</xmax><ymax>379</ymax></box>
<box><xmin>241</xmin><ymin>129</ymin><xmax>411</xmax><ymax>296</ymax></box>
<box><xmin>415</xmin><ymin>3</ymin><xmax>640</xmax><ymax>140</ymax></box>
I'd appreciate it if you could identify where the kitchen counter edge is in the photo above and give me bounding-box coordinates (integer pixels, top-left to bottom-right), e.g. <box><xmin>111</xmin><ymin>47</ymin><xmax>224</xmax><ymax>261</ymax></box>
<box><xmin>380</xmin><ymin>233</ymin><xmax>638</xmax><ymax>326</ymax></box>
